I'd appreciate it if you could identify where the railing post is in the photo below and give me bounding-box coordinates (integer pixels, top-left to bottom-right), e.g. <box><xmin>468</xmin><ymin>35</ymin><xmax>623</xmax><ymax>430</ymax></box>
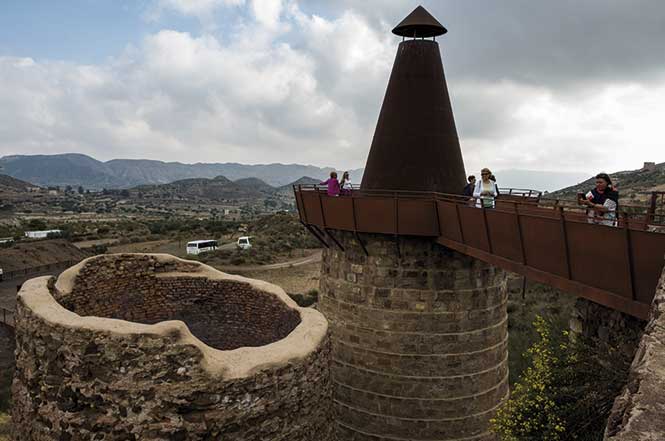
<box><xmin>622</xmin><ymin>212</ymin><xmax>637</xmax><ymax>301</ymax></box>
<box><xmin>351</xmin><ymin>196</ymin><xmax>358</xmax><ymax>231</ymax></box>
<box><xmin>647</xmin><ymin>192</ymin><xmax>657</xmax><ymax>225</ymax></box>
<box><xmin>394</xmin><ymin>192</ymin><xmax>399</xmax><ymax>235</ymax></box>
<box><xmin>454</xmin><ymin>203</ymin><xmax>465</xmax><ymax>244</ymax></box>
<box><xmin>558</xmin><ymin>206</ymin><xmax>572</xmax><ymax>280</ymax></box>
<box><xmin>298</xmin><ymin>185</ymin><xmax>309</xmax><ymax>223</ymax></box>
<box><xmin>433</xmin><ymin>195</ymin><xmax>442</xmax><ymax>235</ymax></box>
<box><xmin>515</xmin><ymin>205</ymin><xmax>527</xmax><ymax>265</ymax></box>
<box><xmin>318</xmin><ymin>190</ymin><xmax>327</xmax><ymax>228</ymax></box>
<box><xmin>482</xmin><ymin>208</ymin><xmax>493</xmax><ymax>254</ymax></box>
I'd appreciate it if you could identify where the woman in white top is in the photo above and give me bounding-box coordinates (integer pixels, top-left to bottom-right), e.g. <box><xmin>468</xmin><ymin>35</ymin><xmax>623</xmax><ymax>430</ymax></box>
<box><xmin>340</xmin><ymin>171</ymin><xmax>352</xmax><ymax>195</ymax></box>
<box><xmin>473</xmin><ymin>168</ymin><xmax>499</xmax><ymax>208</ymax></box>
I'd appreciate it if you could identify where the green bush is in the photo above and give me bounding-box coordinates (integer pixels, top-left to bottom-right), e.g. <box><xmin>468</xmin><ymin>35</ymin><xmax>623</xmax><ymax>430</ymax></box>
<box><xmin>91</xmin><ymin>244</ymin><xmax>108</xmax><ymax>255</ymax></box>
<box><xmin>288</xmin><ymin>289</ymin><xmax>319</xmax><ymax>308</ymax></box>
<box><xmin>492</xmin><ymin>316</ymin><xmax>631</xmax><ymax>441</ymax></box>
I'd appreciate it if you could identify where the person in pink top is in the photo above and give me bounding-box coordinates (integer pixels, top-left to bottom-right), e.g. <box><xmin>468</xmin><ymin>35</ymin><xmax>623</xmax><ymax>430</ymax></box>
<box><xmin>321</xmin><ymin>172</ymin><xmax>340</xmax><ymax>196</ymax></box>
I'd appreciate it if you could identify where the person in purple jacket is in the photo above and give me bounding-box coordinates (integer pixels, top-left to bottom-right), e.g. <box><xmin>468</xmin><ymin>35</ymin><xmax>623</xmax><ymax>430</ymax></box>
<box><xmin>321</xmin><ymin>172</ymin><xmax>340</xmax><ymax>196</ymax></box>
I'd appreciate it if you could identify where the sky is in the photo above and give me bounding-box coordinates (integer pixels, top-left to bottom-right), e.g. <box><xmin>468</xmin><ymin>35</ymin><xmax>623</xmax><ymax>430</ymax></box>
<box><xmin>1</xmin><ymin>0</ymin><xmax>665</xmax><ymax>176</ymax></box>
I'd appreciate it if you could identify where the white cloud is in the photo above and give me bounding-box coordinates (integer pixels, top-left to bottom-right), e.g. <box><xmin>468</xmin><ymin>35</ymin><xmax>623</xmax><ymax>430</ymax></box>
<box><xmin>457</xmin><ymin>80</ymin><xmax>665</xmax><ymax>176</ymax></box>
<box><xmin>251</xmin><ymin>0</ymin><xmax>284</xmax><ymax>30</ymax></box>
<box><xmin>1</xmin><ymin>1</ymin><xmax>665</xmax><ymax>176</ymax></box>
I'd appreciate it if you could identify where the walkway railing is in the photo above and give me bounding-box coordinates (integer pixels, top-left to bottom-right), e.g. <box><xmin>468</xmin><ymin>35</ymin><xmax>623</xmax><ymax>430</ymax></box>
<box><xmin>648</xmin><ymin>191</ymin><xmax>665</xmax><ymax>226</ymax></box>
<box><xmin>294</xmin><ymin>185</ymin><xmax>665</xmax><ymax>319</ymax></box>
<box><xmin>0</xmin><ymin>306</ymin><xmax>14</xmax><ymax>328</ymax></box>
<box><xmin>1</xmin><ymin>259</ymin><xmax>78</xmax><ymax>281</ymax></box>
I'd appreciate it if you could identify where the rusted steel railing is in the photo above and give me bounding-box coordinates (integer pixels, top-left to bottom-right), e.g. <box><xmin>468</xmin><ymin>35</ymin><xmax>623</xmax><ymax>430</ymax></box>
<box><xmin>293</xmin><ymin>185</ymin><xmax>665</xmax><ymax>320</ymax></box>
<box><xmin>0</xmin><ymin>306</ymin><xmax>15</xmax><ymax>328</ymax></box>
<box><xmin>648</xmin><ymin>191</ymin><xmax>665</xmax><ymax>226</ymax></box>
<box><xmin>0</xmin><ymin>259</ymin><xmax>78</xmax><ymax>282</ymax></box>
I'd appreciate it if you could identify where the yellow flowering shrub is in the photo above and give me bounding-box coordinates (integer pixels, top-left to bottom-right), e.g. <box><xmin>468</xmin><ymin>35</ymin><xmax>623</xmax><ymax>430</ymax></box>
<box><xmin>491</xmin><ymin>316</ymin><xmax>631</xmax><ymax>441</ymax></box>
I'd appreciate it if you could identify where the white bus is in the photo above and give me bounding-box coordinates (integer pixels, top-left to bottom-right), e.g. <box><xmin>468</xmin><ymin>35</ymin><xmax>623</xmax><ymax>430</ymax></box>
<box><xmin>186</xmin><ymin>240</ymin><xmax>218</xmax><ymax>255</ymax></box>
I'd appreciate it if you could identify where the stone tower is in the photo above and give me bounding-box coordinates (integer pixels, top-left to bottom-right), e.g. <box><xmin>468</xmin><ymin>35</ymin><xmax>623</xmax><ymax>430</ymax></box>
<box><xmin>319</xmin><ymin>6</ymin><xmax>509</xmax><ymax>441</ymax></box>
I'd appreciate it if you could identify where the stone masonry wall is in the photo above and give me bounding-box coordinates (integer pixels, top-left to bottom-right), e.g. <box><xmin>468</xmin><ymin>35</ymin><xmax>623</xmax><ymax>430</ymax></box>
<box><xmin>319</xmin><ymin>232</ymin><xmax>509</xmax><ymax>441</ymax></box>
<box><xmin>0</xmin><ymin>325</ymin><xmax>14</xmax><ymax>409</ymax></box>
<box><xmin>570</xmin><ymin>298</ymin><xmax>645</xmax><ymax>360</ymax></box>
<box><xmin>53</xmin><ymin>254</ymin><xmax>301</xmax><ymax>350</ymax></box>
<box><xmin>604</xmin><ymin>266</ymin><xmax>665</xmax><ymax>440</ymax></box>
<box><xmin>12</xmin><ymin>254</ymin><xmax>332</xmax><ymax>441</ymax></box>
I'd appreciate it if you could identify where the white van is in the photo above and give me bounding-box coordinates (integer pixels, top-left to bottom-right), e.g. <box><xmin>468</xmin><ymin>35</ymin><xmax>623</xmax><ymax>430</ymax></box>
<box><xmin>186</xmin><ymin>240</ymin><xmax>218</xmax><ymax>255</ymax></box>
<box><xmin>237</xmin><ymin>236</ymin><xmax>252</xmax><ymax>250</ymax></box>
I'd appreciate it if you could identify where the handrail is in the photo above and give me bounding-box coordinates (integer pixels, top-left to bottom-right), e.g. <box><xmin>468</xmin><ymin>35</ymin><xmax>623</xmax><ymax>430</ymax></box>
<box><xmin>0</xmin><ymin>259</ymin><xmax>78</xmax><ymax>282</ymax></box>
<box><xmin>293</xmin><ymin>185</ymin><xmax>665</xmax><ymax>319</ymax></box>
<box><xmin>0</xmin><ymin>306</ymin><xmax>14</xmax><ymax>328</ymax></box>
<box><xmin>294</xmin><ymin>185</ymin><xmax>665</xmax><ymax>227</ymax></box>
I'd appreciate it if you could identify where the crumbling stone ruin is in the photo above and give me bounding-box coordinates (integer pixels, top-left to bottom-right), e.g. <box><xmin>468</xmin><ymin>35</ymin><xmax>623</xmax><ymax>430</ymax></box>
<box><xmin>11</xmin><ymin>254</ymin><xmax>332</xmax><ymax>441</ymax></box>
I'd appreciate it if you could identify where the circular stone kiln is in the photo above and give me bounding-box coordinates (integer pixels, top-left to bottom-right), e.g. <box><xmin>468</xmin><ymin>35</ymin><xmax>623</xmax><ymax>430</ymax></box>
<box><xmin>12</xmin><ymin>254</ymin><xmax>332</xmax><ymax>441</ymax></box>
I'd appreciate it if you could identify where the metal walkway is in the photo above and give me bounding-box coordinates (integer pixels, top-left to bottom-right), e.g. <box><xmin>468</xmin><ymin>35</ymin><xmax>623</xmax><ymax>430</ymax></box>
<box><xmin>294</xmin><ymin>186</ymin><xmax>665</xmax><ymax>320</ymax></box>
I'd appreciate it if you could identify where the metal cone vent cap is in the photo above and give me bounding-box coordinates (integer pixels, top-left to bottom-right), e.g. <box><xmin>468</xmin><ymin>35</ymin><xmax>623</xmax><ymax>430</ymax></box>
<box><xmin>392</xmin><ymin>5</ymin><xmax>447</xmax><ymax>38</ymax></box>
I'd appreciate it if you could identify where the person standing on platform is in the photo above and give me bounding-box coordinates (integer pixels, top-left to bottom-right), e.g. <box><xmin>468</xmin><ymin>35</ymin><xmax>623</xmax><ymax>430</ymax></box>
<box><xmin>321</xmin><ymin>172</ymin><xmax>340</xmax><ymax>197</ymax></box>
<box><xmin>340</xmin><ymin>171</ymin><xmax>352</xmax><ymax>196</ymax></box>
<box><xmin>473</xmin><ymin>168</ymin><xmax>499</xmax><ymax>208</ymax></box>
<box><xmin>463</xmin><ymin>175</ymin><xmax>476</xmax><ymax>197</ymax></box>
<box><xmin>579</xmin><ymin>173</ymin><xmax>619</xmax><ymax>226</ymax></box>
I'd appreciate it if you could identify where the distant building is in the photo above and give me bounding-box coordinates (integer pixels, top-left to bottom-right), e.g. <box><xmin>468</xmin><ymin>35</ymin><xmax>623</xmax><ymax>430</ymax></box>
<box><xmin>643</xmin><ymin>162</ymin><xmax>657</xmax><ymax>172</ymax></box>
<box><xmin>25</xmin><ymin>229</ymin><xmax>62</xmax><ymax>239</ymax></box>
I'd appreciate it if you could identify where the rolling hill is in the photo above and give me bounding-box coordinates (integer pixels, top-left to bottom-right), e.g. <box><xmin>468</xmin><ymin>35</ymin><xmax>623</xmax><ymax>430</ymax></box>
<box><xmin>0</xmin><ymin>174</ymin><xmax>36</xmax><ymax>193</ymax></box>
<box><xmin>130</xmin><ymin>175</ymin><xmax>321</xmax><ymax>204</ymax></box>
<box><xmin>132</xmin><ymin>176</ymin><xmax>275</xmax><ymax>202</ymax></box>
<box><xmin>0</xmin><ymin>153</ymin><xmax>363</xmax><ymax>189</ymax></box>
<box><xmin>549</xmin><ymin>162</ymin><xmax>665</xmax><ymax>202</ymax></box>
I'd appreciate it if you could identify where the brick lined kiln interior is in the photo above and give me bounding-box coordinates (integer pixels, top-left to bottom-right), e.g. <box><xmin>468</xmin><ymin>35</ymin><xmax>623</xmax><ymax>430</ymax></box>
<box><xmin>53</xmin><ymin>254</ymin><xmax>302</xmax><ymax>350</ymax></box>
<box><xmin>11</xmin><ymin>254</ymin><xmax>332</xmax><ymax>441</ymax></box>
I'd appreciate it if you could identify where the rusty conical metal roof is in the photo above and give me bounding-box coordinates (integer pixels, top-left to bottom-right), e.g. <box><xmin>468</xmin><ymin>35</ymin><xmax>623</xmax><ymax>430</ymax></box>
<box><xmin>392</xmin><ymin>5</ymin><xmax>447</xmax><ymax>38</ymax></box>
<box><xmin>361</xmin><ymin>6</ymin><xmax>465</xmax><ymax>194</ymax></box>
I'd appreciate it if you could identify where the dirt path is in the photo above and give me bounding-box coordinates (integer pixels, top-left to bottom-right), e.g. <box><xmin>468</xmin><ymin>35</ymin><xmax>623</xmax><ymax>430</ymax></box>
<box><xmin>218</xmin><ymin>250</ymin><xmax>322</xmax><ymax>272</ymax></box>
<box><xmin>73</xmin><ymin>238</ymin><xmax>120</xmax><ymax>249</ymax></box>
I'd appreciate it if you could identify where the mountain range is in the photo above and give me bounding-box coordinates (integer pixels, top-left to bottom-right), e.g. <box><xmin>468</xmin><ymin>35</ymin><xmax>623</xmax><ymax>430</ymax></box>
<box><xmin>131</xmin><ymin>175</ymin><xmax>321</xmax><ymax>202</ymax></box>
<box><xmin>1</xmin><ymin>154</ymin><xmax>660</xmax><ymax>197</ymax></box>
<box><xmin>0</xmin><ymin>153</ymin><xmax>363</xmax><ymax>190</ymax></box>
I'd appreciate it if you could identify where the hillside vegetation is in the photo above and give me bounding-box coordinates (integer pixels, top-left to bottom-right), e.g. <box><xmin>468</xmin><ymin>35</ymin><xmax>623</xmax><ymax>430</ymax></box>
<box><xmin>0</xmin><ymin>239</ymin><xmax>89</xmax><ymax>272</ymax></box>
<box><xmin>132</xmin><ymin>176</ymin><xmax>276</xmax><ymax>202</ymax></box>
<box><xmin>0</xmin><ymin>174</ymin><xmax>34</xmax><ymax>193</ymax></box>
<box><xmin>549</xmin><ymin>162</ymin><xmax>665</xmax><ymax>202</ymax></box>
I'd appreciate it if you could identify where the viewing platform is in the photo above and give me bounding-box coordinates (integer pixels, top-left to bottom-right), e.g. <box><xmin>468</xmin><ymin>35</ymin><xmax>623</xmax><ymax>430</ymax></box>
<box><xmin>294</xmin><ymin>185</ymin><xmax>665</xmax><ymax>320</ymax></box>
